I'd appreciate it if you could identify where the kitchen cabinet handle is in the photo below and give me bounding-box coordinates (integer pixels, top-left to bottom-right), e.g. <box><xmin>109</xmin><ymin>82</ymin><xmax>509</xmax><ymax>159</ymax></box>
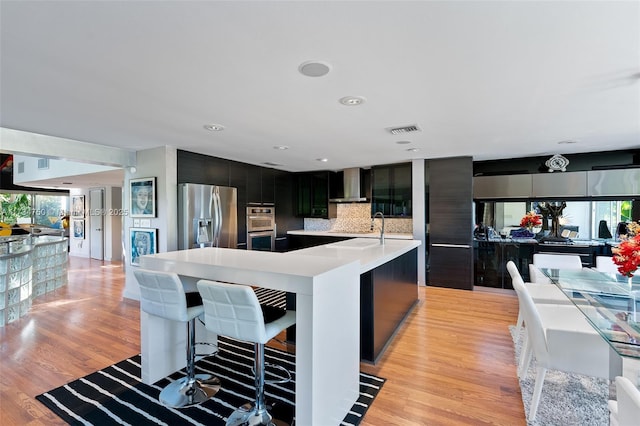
<box><xmin>432</xmin><ymin>243</ymin><xmax>471</xmax><ymax>249</ymax></box>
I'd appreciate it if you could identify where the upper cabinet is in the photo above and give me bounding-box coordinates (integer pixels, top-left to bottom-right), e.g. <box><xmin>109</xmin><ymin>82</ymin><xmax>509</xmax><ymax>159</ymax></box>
<box><xmin>473</xmin><ymin>174</ymin><xmax>532</xmax><ymax>199</ymax></box>
<box><xmin>532</xmin><ymin>171</ymin><xmax>587</xmax><ymax>197</ymax></box>
<box><xmin>588</xmin><ymin>169</ymin><xmax>640</xmax><ymax>197</ymax></box>
<box><xmin>294</xmin><ymin>171</ymin><xmax>331</xmax><ymax>218</ymax></box>
<box><xmin>371</xmin><ymin>162</ymin><xmax>412</xmax><ymax>217</ymax></box>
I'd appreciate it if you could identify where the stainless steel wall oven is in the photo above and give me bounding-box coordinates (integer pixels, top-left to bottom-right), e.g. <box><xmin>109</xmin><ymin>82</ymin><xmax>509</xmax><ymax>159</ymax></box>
<box><xmin>246</xmin><ymin>205</ymin><xmax>275</xmax><ymax>251</ymax></box>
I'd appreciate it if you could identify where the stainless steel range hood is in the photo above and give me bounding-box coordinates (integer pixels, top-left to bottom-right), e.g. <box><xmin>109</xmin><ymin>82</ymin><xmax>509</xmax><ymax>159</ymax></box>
<box><xmin>329</xmin><ymin>167</ymin><xmax>369</xmax><ymax>203</ymax></box>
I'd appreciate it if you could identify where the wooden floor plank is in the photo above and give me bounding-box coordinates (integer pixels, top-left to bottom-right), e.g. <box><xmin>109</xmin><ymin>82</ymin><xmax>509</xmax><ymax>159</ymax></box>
<box><xmin>0</xmin><ymin>256</ymin><xmax>526</xmax><ymax>425</ymax></box>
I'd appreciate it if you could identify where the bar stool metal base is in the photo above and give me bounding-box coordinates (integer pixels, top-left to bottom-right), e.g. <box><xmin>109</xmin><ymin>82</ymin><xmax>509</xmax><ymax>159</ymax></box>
<box><xmin>159</xmin><ymin>374</ymin><xmax>221</xmax><ymax>408</ymax></box>
<box><xmin>226</xmin><ymin>401</ymin><xmax>289</xmax><ymax>426</ymax></box>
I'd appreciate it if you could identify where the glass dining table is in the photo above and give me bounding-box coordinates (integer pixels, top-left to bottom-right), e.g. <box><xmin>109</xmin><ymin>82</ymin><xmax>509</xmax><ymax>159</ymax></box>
<box><xmin>539</xmin><ymin>267</ymin><xmax>640</xmax><ymax>383</ymax></box>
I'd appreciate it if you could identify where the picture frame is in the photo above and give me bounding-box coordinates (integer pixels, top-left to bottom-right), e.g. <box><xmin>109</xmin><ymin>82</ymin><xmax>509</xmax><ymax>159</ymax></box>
<box><xmin>72</xmin><ymin>219</ymin><xmax>85</xmax><ymax>239</ymax></box>
<box><xmin>130</xmin><ymin>227</ymin><xmax>157</xmax><ymax>266</ymax></box>
<box><xmin>130</xmin><ymin>177</ymin><xmax>156</xmax><ymax>218</ymax></box>
<box><xmin>71</xmin><ymin>195</ymin><xmax>85</xmax><ymax>217</ymax></box>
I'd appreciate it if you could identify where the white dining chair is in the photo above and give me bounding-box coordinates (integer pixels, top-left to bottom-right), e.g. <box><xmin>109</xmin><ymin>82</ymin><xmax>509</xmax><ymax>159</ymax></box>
<box><xmin>608</xmin><ymin>376</ymin><xmax>640</xmax><ymax>426</ymax></box>
<box><xmin>595</xmin><ymin>255</ymin><xmax>619</xmax><ymax>274</ymax></box>
<box><xmin>506</xmin><ymin>261</ymin><xmax>573</xmax><ymax>346</ymax></box>
<box><xmin>511</xmin><ymin>270</ymin><xmax>610</xmax><ymax>421</ymax></box>
<box><xmin>529</xmin><ymin>253</ymin><xmax>583</xmax><ymax>283</ymax></box>
<box><xmin>532</xmin><ymin>253</ymin><xmax>583</xmax><ymax>272</ymax></box>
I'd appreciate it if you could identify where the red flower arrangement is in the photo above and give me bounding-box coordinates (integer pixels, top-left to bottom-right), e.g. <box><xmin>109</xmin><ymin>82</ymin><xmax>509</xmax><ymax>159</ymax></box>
<box><xmin>520</xmin><ymin>211</ymin><xmax>542</xmax><ymax>228</ymax></box>
<box><xmin>612</xmin><ymin>222</ymin><xmax>640</xmax><ymax>277</ymax></box>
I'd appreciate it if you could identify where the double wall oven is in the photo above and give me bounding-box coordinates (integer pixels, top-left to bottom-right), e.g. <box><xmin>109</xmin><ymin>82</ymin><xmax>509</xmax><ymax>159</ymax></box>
<box><xmin>246</xmin><ymin>204</ymin><xmax>275</xmax><ymax>251</ymax></box>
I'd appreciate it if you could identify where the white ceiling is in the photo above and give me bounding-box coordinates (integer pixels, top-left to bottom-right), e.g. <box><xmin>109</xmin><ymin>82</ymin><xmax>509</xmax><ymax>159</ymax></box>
<box><xmin>1</xmin><ymin>1</ymin><xmax>639</xmax><ymax>183</ymax></box>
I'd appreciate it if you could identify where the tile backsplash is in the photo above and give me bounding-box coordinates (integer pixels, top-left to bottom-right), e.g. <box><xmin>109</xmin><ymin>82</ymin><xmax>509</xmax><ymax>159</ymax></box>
<box><xmin>303</xmin><ymin>204</ymin><xmax>413</xmax><ymax>234</ymax></box>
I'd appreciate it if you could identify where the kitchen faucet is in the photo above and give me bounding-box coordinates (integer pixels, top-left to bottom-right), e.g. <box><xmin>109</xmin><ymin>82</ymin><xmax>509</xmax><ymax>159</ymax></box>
<box><xmin>373</xmin><ymin>211</ymin><xmax>385</xmax><ymax>245</ymax></box>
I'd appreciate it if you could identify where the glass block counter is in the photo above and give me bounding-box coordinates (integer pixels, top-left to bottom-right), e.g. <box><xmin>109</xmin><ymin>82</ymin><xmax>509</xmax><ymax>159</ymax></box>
<box><xmin>0</xmin><ymin>235</ymin><xmax>68</xmax><ymax>326</ymax></box>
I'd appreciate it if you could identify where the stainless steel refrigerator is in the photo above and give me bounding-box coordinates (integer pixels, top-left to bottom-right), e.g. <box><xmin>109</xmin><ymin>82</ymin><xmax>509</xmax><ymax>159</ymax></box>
<box><xmin>178</xmin><ymin>183</ymin><xmax>238</xmax><ymax>249</ymax></box>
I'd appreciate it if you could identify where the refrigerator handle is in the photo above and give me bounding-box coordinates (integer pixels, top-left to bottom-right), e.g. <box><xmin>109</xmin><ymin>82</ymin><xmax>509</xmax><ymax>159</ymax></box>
<box><xmin>213</xmin><ymin>189</ymin><xmax>222</xmax><ymax>247</ymax></box>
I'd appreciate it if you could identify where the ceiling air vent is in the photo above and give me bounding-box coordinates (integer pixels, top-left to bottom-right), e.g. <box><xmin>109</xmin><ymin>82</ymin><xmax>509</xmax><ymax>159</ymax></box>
<box><xmin>387</xmin><ymin>124</ymin><xmax>421</xmax><ymax>135</ymax></box>
<box><xmin>18</xmin><ymin>161</ymin><xmax>25</xmax><ymax>174</ymax></box>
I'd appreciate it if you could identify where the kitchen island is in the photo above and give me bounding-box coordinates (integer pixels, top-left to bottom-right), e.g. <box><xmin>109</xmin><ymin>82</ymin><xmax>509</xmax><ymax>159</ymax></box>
<box><xmin>138</xmin><ymin>237</ymin><xmax>419</xmax><ymax>424</ymax></box>
<box><xmin>288</xmin><ymin>238</ymin><xmax>420</xmax><ymax>363</ymax></box>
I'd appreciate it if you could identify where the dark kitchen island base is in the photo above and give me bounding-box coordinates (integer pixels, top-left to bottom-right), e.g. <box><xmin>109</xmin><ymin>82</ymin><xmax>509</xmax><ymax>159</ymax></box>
<box><xmin>284</xmin><ymin>239</ymin><xmax>420</xmax><ymax>364</ymax></box>
<box><xmin>360</xmin><ymin>248</ymin><xmax>418</xmax><ymax>363</ymax></box>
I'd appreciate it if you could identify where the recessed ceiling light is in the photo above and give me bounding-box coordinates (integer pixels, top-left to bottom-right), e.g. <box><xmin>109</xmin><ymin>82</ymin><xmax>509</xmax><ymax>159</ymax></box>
<box><xmin>273</xmin><ymin>145</ymin><xmax>289</xmax><ymax>150</ymax></box>
<box><xmin>299</xmin><ymin>60</ymin><xmax>331</xmax><ymax>77</ymax></box>
<box><xmin>203</xmin><ymin>124</ymin><xmax>224</xmax><ymax>131</ymax></box>
<box><xmin>316</xmin><ymin>158</ymin><xmax>329</xmax><ymax>162</ymax></box>
<box><xmin>263</xmin><ymin>162</ymin><xmax>283</xmax><ymax>167</ymax></box>
<box><xmin>396</xmin><ymin>141</ymin><xmax>411</xmax><ymax>145</ymax></box>
<box><xmin>339</xmin><ymin>96</ymin><xmax>366</xmax><ymax>106</ymax></box>
<box><xmin>406</xmin><ymin>148</ymin><xmax>420</xmax><ymax>152</ymax></box>
<box><xmin>557</xmin><ymin>140</ymin><xmax>577</xmax><ymax>145</ymax></box>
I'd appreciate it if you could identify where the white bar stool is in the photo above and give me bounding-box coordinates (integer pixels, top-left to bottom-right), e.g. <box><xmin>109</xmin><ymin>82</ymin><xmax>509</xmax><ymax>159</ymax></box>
<box><xmin>134</xmin><ymin>269</ymin><xmax>220</xmax><ymax>408</ymax></box>
<box><xmin>197</xmin><ymin>279</ymin><xmax>296</xmax><ymax>426</ymax></box>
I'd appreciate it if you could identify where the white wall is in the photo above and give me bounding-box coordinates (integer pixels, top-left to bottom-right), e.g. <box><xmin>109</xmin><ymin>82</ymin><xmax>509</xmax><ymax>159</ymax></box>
<box><xmin>68</xmin><ymin>186</ymin><xmax>123</xmax><ymax>260</ymax></box>
<box><xmin>123</xmin><ymin>146</ymin><xmax>178</xmax><ymax>300</ymax></box>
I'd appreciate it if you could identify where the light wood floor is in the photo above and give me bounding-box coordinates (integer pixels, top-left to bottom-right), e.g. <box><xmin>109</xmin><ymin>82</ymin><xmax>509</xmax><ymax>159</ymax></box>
<box><xmin>0</xmin><ymin>257</ymin><xmax>526</xmax><ymax>425</ymax></box>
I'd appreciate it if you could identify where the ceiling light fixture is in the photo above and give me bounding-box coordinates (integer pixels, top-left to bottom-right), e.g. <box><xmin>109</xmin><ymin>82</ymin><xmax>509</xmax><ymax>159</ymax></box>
<box><xmin>298</xmin><ymin>60</ymin><xmax>332</xmax><ymax>77</ymax></box>
<box><xmin>316</xmin><ymin>158</ymin><xmax>328</xmax><ymax>162</ymax></box>
<box><xmin>396</xmin><ymin>141</ymin><xmax>411</xmax><ymax>145</ymax></box>
<box><xmin>203</xmin><ymin>124</ymin><xmax>224</xmax><ymax>131</ymax></box>
<box><xmin>406</xmin><ymin>148</ymin><xmax>420</xmax><ymax>152</ymax></box>
<box><xmin>557</xmin><ymin>140</ymin><xmax>577</xmax><ymax>145</ymax></box>
<box><xmin>339</xmin><ymin>96</ymin><xmax>366</xmax><ymax>106</ymax></box>
<box><xmin>273</xmin><ymin>145</ymin><xmax>289</xmax><ymax>150</ymax></box>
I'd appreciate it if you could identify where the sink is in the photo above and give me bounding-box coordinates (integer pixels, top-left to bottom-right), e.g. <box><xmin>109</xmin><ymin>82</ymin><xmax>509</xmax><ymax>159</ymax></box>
<box><xmin>326</xmin><ymin>239</ymin><xmax>381</xmax><ymax>250</ymax></box>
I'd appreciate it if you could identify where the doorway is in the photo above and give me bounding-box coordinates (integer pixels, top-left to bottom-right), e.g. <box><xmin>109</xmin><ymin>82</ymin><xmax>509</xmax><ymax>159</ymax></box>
<box><xmin>90</xmin><ymin>188</ymin><xmax>104</xmax><ymax>260</ymax></box>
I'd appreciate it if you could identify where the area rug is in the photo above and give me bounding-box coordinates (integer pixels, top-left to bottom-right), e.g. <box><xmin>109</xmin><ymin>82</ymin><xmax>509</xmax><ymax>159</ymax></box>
<box><xmin>510</xmin><ymin>326</ymin><xmax>610</xmax><ymax>426</ymax></box>
<box><xmin>36</xmin><ymin>288</ymin><xmax>384</xmax><ymax>426</ymax></box>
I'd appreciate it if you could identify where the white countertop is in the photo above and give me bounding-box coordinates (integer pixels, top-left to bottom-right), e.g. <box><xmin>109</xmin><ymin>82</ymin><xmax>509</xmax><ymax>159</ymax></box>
<box><xmin>286</xmin><ymin>237</ymin><xmax>421</xmax><ymax>273</ymax></box>
<box><xmin>141</xmin><ymin>247</ymin><xmax>357</xmax><ymax>295</ymax></box>
<box><xmin>287</xmin><ymin>229</ymin><xmax>414</xmax><ymax>240</ymax></box>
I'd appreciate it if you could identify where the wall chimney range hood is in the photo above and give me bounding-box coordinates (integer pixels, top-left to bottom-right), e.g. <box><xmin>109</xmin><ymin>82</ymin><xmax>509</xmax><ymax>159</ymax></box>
<box><xmin>329</xmin><ymin>167</ymin><xmax>369</xmax><ymax>203</ymax></box>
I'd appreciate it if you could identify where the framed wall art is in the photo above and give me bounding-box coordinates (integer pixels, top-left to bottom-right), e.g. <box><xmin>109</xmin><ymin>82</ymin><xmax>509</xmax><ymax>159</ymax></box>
<box><xmin>130</xmin><ymin>227</ymin><xmax>157</xmax><ymax>266</ymax></box>
<box><xmin>72</xmin><ymin>219</ymin><xmax>85</xmax><ymax>239</ymax></box>
<box><xmin>71</xmin><ymin>195</ymin><xmax>85</xmax><ymax>218</ymax></box>
<box><xmin>130</xmin><ymin>177</ymin><xmax>156</xmax><ymax>218</ymax></box>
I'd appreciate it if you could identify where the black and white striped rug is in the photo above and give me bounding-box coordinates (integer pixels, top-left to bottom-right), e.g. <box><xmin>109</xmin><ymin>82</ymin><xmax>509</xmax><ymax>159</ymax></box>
<box><xmin>36</xmin><ymin>289</ymin><xmax>385</xmax><ymax>426</ymax></box>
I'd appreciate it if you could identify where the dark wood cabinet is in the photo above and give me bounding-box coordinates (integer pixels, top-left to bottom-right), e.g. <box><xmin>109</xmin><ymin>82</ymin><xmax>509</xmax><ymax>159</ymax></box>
<box><xmin>371</xmin><ymin>162</ymin><xmax>412</xmax><ymax>217</ymax></box>
<box><xmin>427</xmin><ymin>156</ymin><xmax>474</xmax><ymax>290</ymax></box>
<box><xmin>360</xmin><ymin>248</ymin><xmax>418</xmax><ymax>363</ymax></box>
<box><xmin>275</xmin><ymin>170</ymin><xmax>302</xmax><ymax>239</ymax></box>
<box><xmin>261</xmin><ymin>168</ymin><xmax>276</xmax><ymax>205</ymax></box>
<box><xmin>246</xmin><ymin>165</ymin><xmax>262</xmax><ymax>204</ymax></box>
<box><xmin>295</xmin><ymin>171</ymin><xmax>330</xmax><ymax>218</ymax></box>
<box><xmin>177</xmin><ymin>150</ymin><xmax>300</xmax><ymax>248</ymax></box>
<box><xmin>177</xmin><ymin>151</ymin><xmax>230</xmax><ymax>186</ymax></box>
<box><xmin>287</xmin><ymin>233</ymin><xmax>349</xmax><ymax>250</ymax></box>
